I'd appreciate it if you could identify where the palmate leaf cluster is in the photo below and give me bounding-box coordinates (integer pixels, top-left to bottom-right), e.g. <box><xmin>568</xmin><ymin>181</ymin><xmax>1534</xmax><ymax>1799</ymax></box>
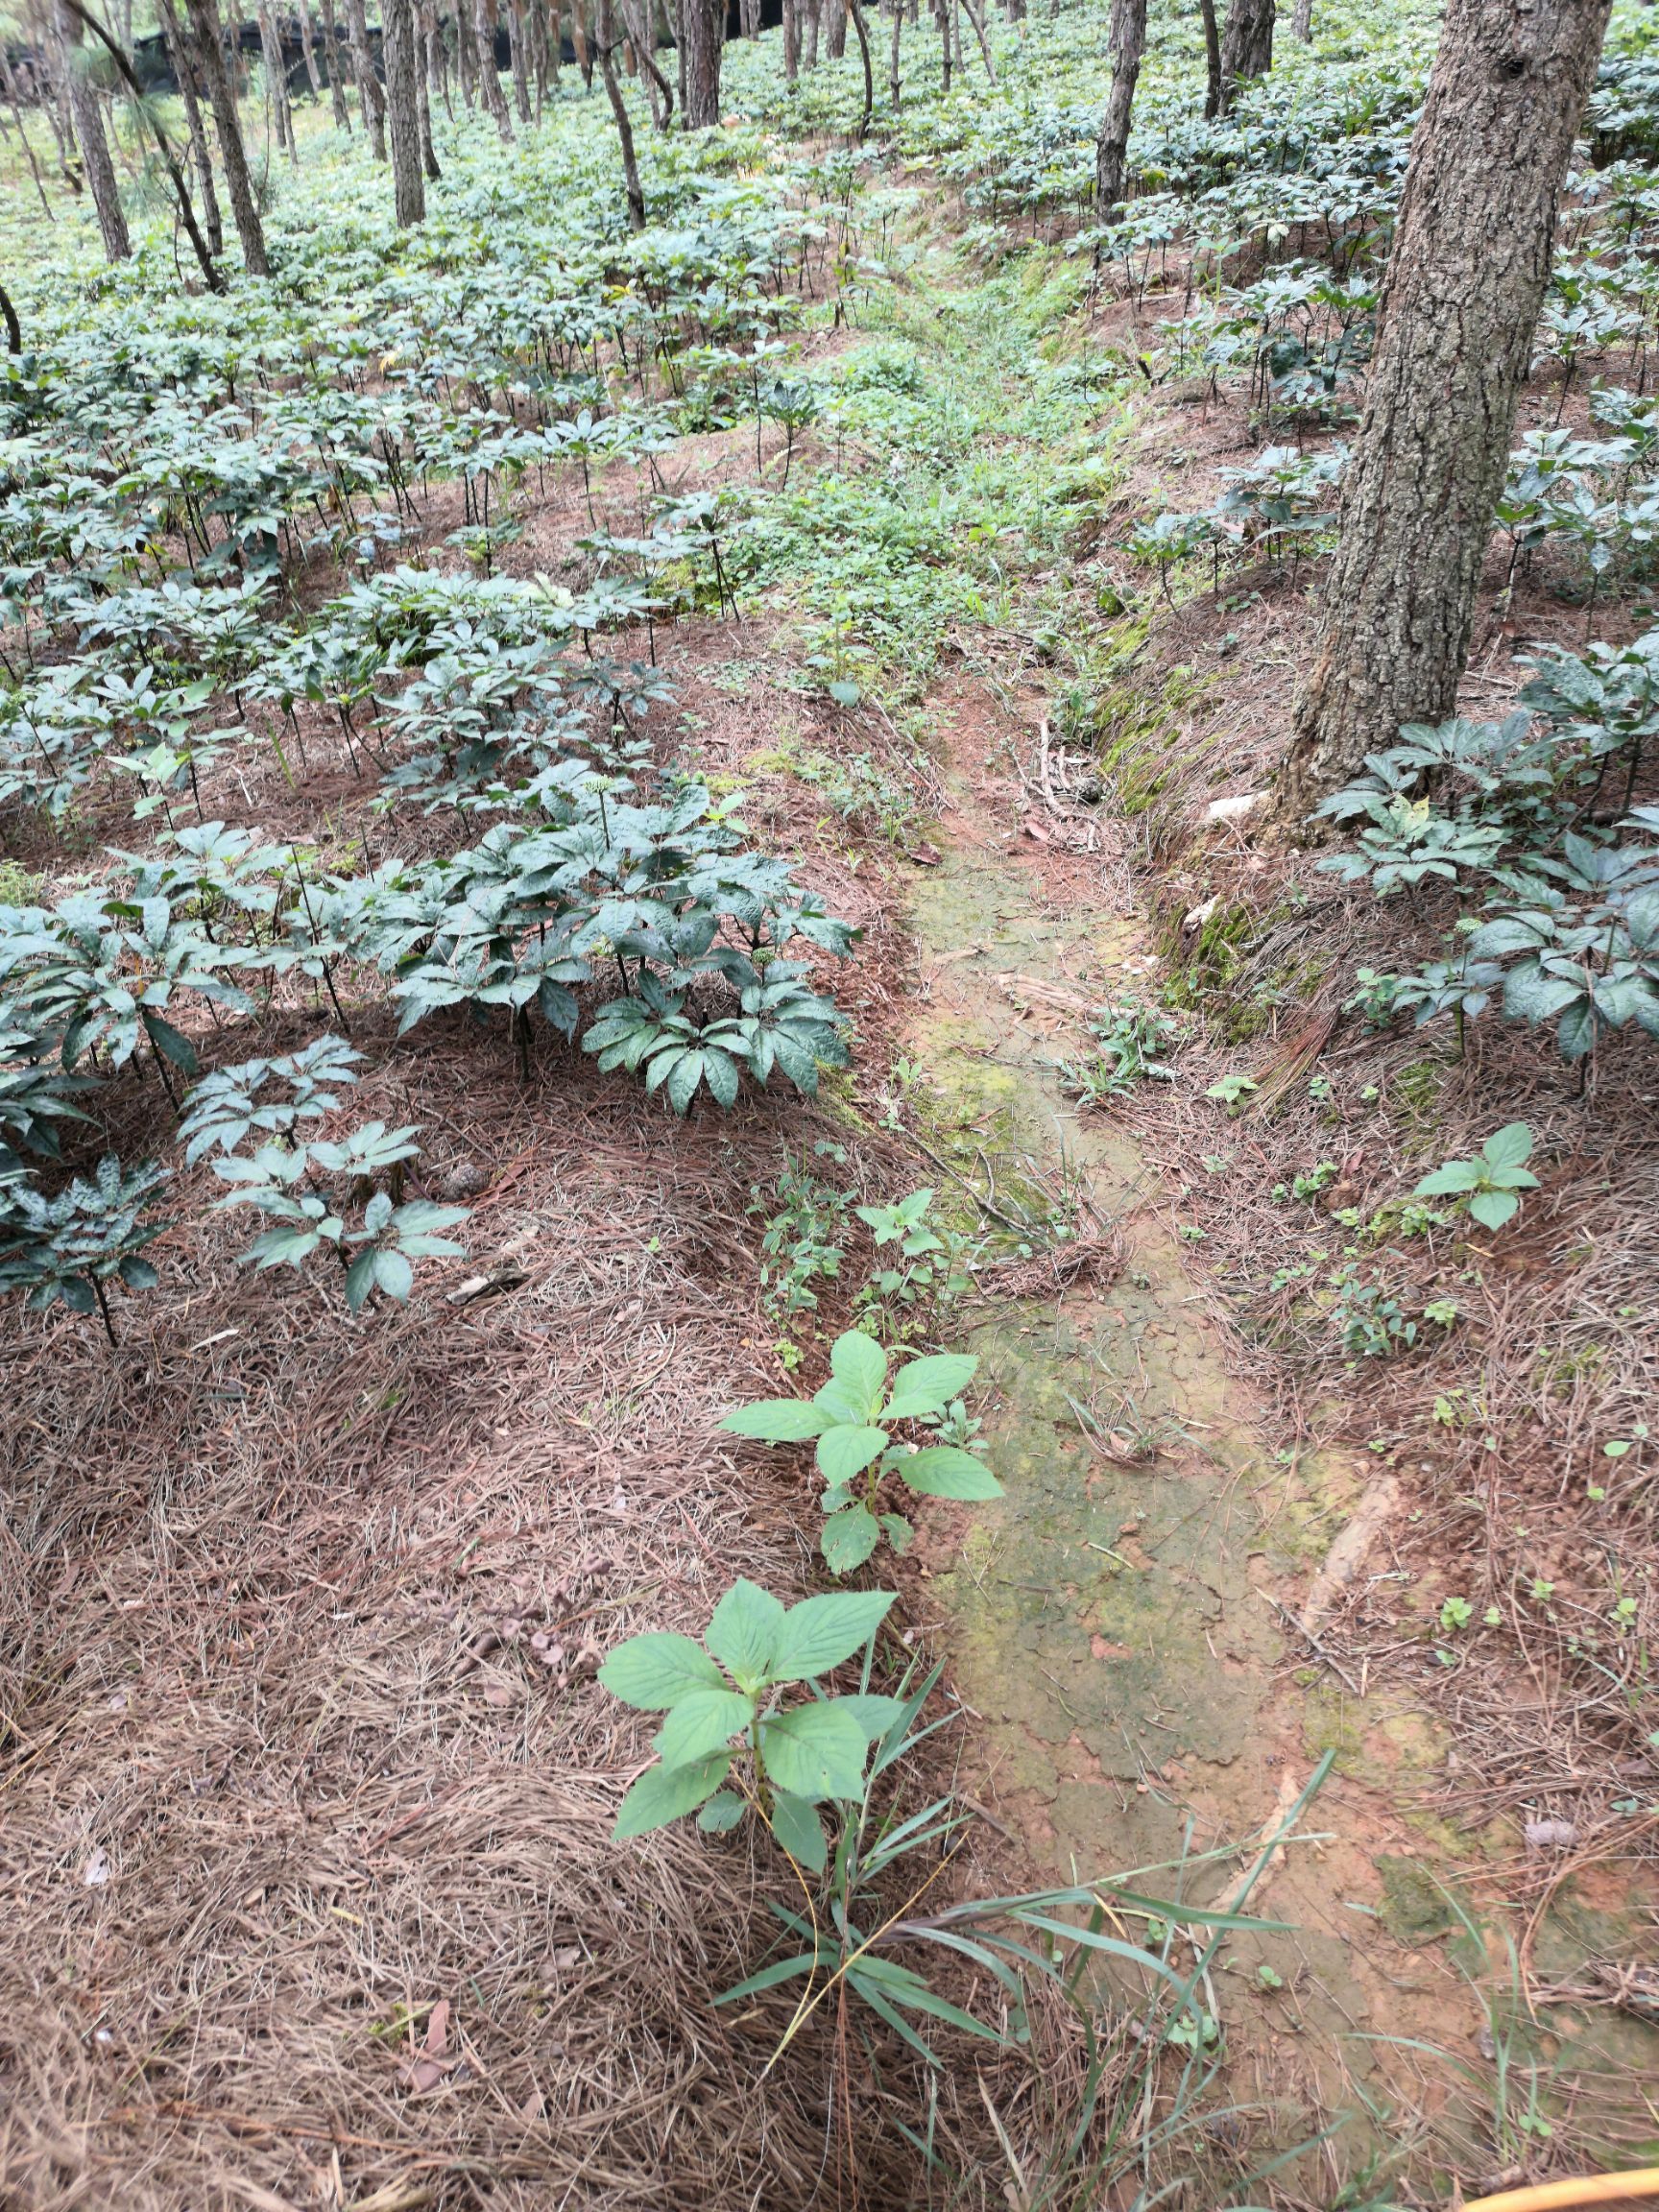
<box><xmin>1320</xmin><ymin>695</ymin><xmax>1659</xmax><ymax>1065</ymax></box>
<box><xmin>0</xmin><ymin>1152</ymin><xmax>169</xmax><ymax>1332</ymax></box>
<box><xmin>183</xmin><ymin>1042</ymin><xmax>470</xmax><ymax>1310</ymax></box>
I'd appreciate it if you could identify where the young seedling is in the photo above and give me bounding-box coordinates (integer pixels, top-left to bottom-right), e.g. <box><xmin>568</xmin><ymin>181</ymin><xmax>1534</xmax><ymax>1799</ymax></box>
<box><xmin>1414</xmin><ymin>1121</ymin><xmax>1538</xmax><ymax>1231</ymax></box>
<box><xmin>599</xmin><ymin>1579</ymin><xmax>898</xmax><ymax>1866</ymax></box>
<box><xmin>722</xmin><ymin>1330</ymin><xmax>1001</xmax><ymax>1573</ymax></box>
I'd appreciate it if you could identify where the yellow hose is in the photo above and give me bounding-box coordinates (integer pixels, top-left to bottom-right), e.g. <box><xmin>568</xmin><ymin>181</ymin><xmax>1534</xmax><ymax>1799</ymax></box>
<box><xmin>1461</xmin><ymin>2173</ymin><xmax>1659</xmax><ymax>2212</ymax></box>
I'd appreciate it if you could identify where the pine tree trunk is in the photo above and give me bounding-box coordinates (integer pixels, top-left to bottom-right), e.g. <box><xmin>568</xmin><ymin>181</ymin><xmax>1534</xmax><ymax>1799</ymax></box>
<box><xmin>1217</xmin><ymin>0</ymin><xmax>1271</xmax><ymax>109</ymax></box>
<box><xmin>506</xmin><ymin>0</ymin><xmax>532</xmax><ymax>117</ymax></box>
<box><xmin>804</xmin><ymin>0</ymin><xmax>820</xmax><ymax>67</ymax></box>
<box><xmin>680</xmin><ymin>0</ymin><xmax>721</xmax><ymax>122</ymax></box>
<box><xmin>1094</xmin><ymin>0</ymin><xmax>1143</xmax><ymax>217</ymax></box>
<box><xmin>158</xmin><ymin>0</ymin><xmax>224</xmax><ymax>253</ymax></box>
<box><xmin>183</xmin><ymin>0</ymin><xmax>269</xmax><ymax>271</ymax></box>
<box><xmin>1277</xmin><ymin>0</ymin><xmax>1614</xmax><ymax>826</ymax></box>
<box><xmin>320</xmin><ymin>0</ymin><xmax>352</xmax><ymax>123</ymax></box>
<box><xmin>297</xmin><ymin>2</ymin><xmax>322</xmax><ymax>91</ymax></box>
<box><xmin>1198</xmin><ymin>0</ymin><xmax>1220</xmax><ymax>116</ymax></box>
<box><xmin>473</xmin><ymin>0</ymin><xmax>514</xmax><ymax>132</ymax></box>
<box><xmin>825</xmin><ymin>0</ymin><xmax>846</xmax><ymax>58</ymax></box>
<box><xmin>58</xmin><ymin>0</ymin><xmax>130</xmax><ymax>259</ymax></box>
<box><xmin>417</xmin><ymin>2</ymin><xmax>443</xmax><ymax>164</ymax></box>
<box><xmin>382</xmin><ymin>0</ymin><xmax>424</xmax><ymax>220</ymax></box>
<box><xmin>1292</xmin><ymin>0</ymin><xmax>1310</xmax><ymax>37</ymax></box>
<box><xmin>596</xmin><ymin>0</ymin><xmax>643</xmax><ymax>228</ymax></box>
<box><xmin>739</xmin><ymin>0</ymin><xmax>758</xmax><ymax>36</ymax></box>
<box><xmin>345</xmin><ymin>0</ymin><xmax>386</xmax><ymax>153</ymax></box>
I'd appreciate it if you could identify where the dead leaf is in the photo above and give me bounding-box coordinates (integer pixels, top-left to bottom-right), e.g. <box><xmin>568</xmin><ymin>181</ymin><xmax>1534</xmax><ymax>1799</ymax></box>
<box><xmin>402</xmin><ymin>1998</ymin><xmax>452</xmax><ymax>2094</ymax></box>
<box><xmin>82</xmin><ymin>1847</ymin><xmax>111</xmax><ymax>1887</ymax></box>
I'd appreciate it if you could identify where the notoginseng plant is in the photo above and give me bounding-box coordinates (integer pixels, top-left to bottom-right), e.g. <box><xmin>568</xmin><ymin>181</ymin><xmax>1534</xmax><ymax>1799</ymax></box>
<box><xmin>1413</xmin><ymin>1121</ymin><xmax>1539</xmax><ymax>1231</ymax></box>
<box><xmin>599</xmin><ymin>1580</ymin><xmax>898</xmax><ymax>1865</ymax></box>
<box><xmin>199</xmin><ymin>1084</ymin><xmax>470</xmax><ymax>1311</ymax></box>
<box><xmin>0</xmin><ymin>1154</ymin><xmax>170</xmax><ymax>1344</ymax></box>
<box><xmin>722</xmin><ymin>1330</ymin><xmax>1001</xmax><ymax>1573</ymax></box>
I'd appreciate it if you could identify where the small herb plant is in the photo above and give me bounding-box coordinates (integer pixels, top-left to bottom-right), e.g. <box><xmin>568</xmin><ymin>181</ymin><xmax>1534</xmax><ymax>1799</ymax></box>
<box><xmin>750</xmin><ymin>1143</ymin><xmax>852</xmax><ymax>1351</ymax></box>
<box><xmin>1059</xmin><ymin>1001</ymin><xmax>1179</xmax><ymax>1106</ymax></box>
<box><xmin>1413</xmin><ymin>1121</ymin><xmax>1539</xmax><ymax>1231</ymax></box>
<box><xmin>722</xmin><ymin>1330</ymin><xmax>1001</xmax><ymax>1573</ymax></box>
<box><xmin>853</xmin><ymin>1187</ymin><xmax>974</xmax><ymax>1317</ymax></box>
<box><xmin>0</xmin><ymin>1154</ymin><xmax>169</xmax><ymax>1344</ymax></box>
<box><xmin>599</xmin><ymin>1579</ymin><xmax>897</xmax><ymax>1863</ymax></box>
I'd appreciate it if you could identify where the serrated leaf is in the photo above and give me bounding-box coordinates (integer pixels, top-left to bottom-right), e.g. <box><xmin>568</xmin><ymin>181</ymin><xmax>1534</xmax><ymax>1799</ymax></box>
<box><xmin>821</xmin><ymin>1503</ymin><xmax>881</xmax><ymax>1574</ymax></box>
<box><xmin>1466</xmin><ymin>1189</ymin><xmax>1520</xmax><ymax>1231</ymax></box>
<box><xmin>655</xmin><ymin>1687</ymin><xmax>756</xmax><ymax>1767</ymax></box>
<box><xmin>767</xmin><ymin>1788</ymin><xmax>828</xmax><ymax>1871</ymax></box>
<box><xmin>613</xmin><ymin>1752</ymin><xmax>731</xmax><ymax>1839</ymax></box>
<box><xmin>885</xmin><ymin>1352</ymin><xmax>977</xmax><ymax>1415</ymax></box>
<box><xmin>759</xmin><ymin>1702</ymin><xmax>869</xmax><ymax>1801</ymax></box>
<box><xmin>697</xmin><ymin>1790</ymin><xmax>746</xmax><ymax>1835</ymax></box>
<box><xmin>1480</xmin><ymin>1120</ymin><xmax>1533</xmax><ymax>1170</ymax></box>
<box><xmin>816</xmin><ymin>1424</ymin><xmax>889</xmax><ymax>1485</ymax></box>
<box><xmin>768</xmin><ymin>1588</ymin><xmax>894</xmax><ymax>1681</ymax></box>
<box><xmin>721</xmin><ymin>1397</ymin><xmax>830</xmax><ymax>1442</ymax></box>
<box><xmin>600</xmin><ymin>1631</ymin><xmax>726</xmax><ymax>1709</ymax></box>
<box><xmin>830</xmin><ymin>1329</ymin><xmax>887</xmax><ymax>1416</ymax></box>
<box><xmin>900</xmin><ymin>1446</ymin><xmax>1003</xmax><ymax>1500</ymax></box>
<box><xmin>706</xmin><ymin>1579</ymin><xmax>785</xmax><ymax>1685</ymax></box>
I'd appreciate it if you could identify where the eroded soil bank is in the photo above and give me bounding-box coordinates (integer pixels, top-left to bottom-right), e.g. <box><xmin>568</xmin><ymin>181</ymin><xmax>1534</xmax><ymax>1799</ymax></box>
<box><xmin>900</xmin><ymin>722</ymin><xmax>1659</xmax><ymax>2157</ymax></box>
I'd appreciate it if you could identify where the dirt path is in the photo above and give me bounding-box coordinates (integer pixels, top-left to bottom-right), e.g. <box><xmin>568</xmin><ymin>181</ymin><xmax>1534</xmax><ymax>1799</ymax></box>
<box><xmin>900</xmin><ymin>710</ymin><xmax>1493</xmax><ymax>2129</ymax></box>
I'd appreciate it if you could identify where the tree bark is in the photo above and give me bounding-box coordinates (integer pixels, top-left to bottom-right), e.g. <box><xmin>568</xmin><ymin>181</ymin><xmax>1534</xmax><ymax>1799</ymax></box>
<box><xmin>680</xmin><ymin>0</ymin><xmax>721</xmax><ymax>122</ymax></box>
<box><xmin>1198</xmin><ymin>0</ymin><xmax>1220</xmax><ymax>115</ymax></box>
<box><xmin>825</xmin><ymin>0</ymin><xmax>846</xmax><ymax>56</ymax></box>
<box><xmin>1292</xmin><ymin>0</ymin><xmax>1310</xmax><ymax>37</ymax></box>
<box><xmin>157</xmin><ymin>0</ymin><xmax>224</xmax><ymax>253</ymax></box>
<box><xmin>596</xmin><ymin>0</ymin><xmax>643</xmax><ymax>228</ymax></box>
<box><xmin>472</xmin><ymin>0</ymin><xmax>514</xmax><ymax>133</ymax></box>
<box><xmin>319</xmin><ymin>0</ymin><xmax>352</xmax><ymax>124</ymax></box>
<box><xmin>506</xmin><ymin>0</ymin><xmax>532</xmax><ymax>118</ymax></box>
<box><xmin>183</xmin><ymin>0</ymin><xmax>269</xmax><ymax>272</ymax></box>
<box><xmin>382</xmin><ymin>0</ymin><xmax>424</xmax><ymax>220</ymax></box>
<box><xmin>345</xmin><ymin>0</ymin><xmax>387</xmax><ymax>153</ymax></box>
<box><xmin>1217</xmin><ymin>0</ymin><xmax>1271</xmax><ymax>109</ymax></box>
<box><xmin>297</xmin><ymin>1</ymin><xmax>322</xmax><ymax>91</ymax></box>
<box><xmin>1277</xmin><ymin>0</ymin><xmax>1614</xmax><ymax>826</ymax></box>
<box><xmin>804</xmin><ymin>0</ymin><xmax>821</xmax><ymax>68</ymax></box>
<box><xmin>417</xmin><ymin>2</ymin><xmax>442</xmax><ymax>168</ymax></box>
<box><xmin>1094</xmin><ymin>0</ymin><xmax>1143</xmax><ymax>217</ymax></box>
<box><xmin>58</xmin><ymin>0</ymin><xmax>130</xmax><ymax>259</ymax></box>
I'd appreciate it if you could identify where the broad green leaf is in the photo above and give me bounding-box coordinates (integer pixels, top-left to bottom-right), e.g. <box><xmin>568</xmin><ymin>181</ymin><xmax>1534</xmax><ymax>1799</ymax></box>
<box><xmin>759</xmin><ymin>1701</ymin><xmax>869</xmax><ymax>1801</ymax></box>
<box><xmin>656</xmin><ymin>1687</ymin><xmax>756</xmax><ymax>1767</ymax></box>
<box><xmin>344</xmin><ymin>1247</ymin><xmax>376</xmax><ymax>1311</ymax></box>
<box><xmin>600</xmin><ymin>1631</ymin><xmax>725</xmax><ymax>1709</ymax></box>
<box><xmin>886</xmin><ymin>1352</ymin><xmax>976</xmax><ymax>1415</ymax></box>
<box><xmin>698</xmin><ymin>1791</ymin><xmax>746</xmax><ymax>1834</ymax></box>
<box><xmin>1414</xmin><ymin>1163</ymin><xmax>1479</xmax><ymax>1196</ymax></box>
<box><xmin>811</xmin><ymin>1376</ymin><xmax>870</xmax><ymax>1425</ymax></box>
<box><xmin>839</xmin><ymin>1694</ymin><xmax>905</xmax><ymax>1740</ymax></box>
<box><xmin>1481</xmin><ymin>1120</ymin><xmax>1533</xmax><ymax>1170</ymax></box>
<box><xmin>613</xmin><ymin>1752</ymin><xmax>731</xmax><ymax>1839</ymax></box>
<box><xmin>373</xmin><ymin>1247</ymin><xmax>414</xmax><ymax>1302</ymax></box>
<box><xmin>880</xmin><ymin>1511</ymin><xmax>915</xmax><ymax>1554</ymax></box>
<box><xmin>830</xmin><ymin>1329</ymin><xmax>887</xmax><ymax>1417</ymax></box>
<box><xmin>721</xmin><ymin>1397</ymin><xmax>830</xmax><ymax>1442</ymax></box>
<box><xmin>706</xmin><ymin>1579</ymin><xmax>786</xmax><ymax>1685</ymax></box>
<box><xmin>900</xmin><ymin>1446</ymin><xmax>1003</xmax><ymax>1501</ymax></box>
<box><xmin>816</xmin><ymin>1424</ymin><xmax>888</xmax><ymax>1485</ymax></box>
<box><xmin>768</xmin><ymin>1588</ymin><xmax>895</xmax><ymax>1680</ymax></box>
<box><xmin>821</xmin><ymin>1503</ymin><xmax>881</xmax><ymax>1575</ymax></box>
<box><xmin>766</xmin><ymin>1790</ymin><xmax>827</xmax><ymax>1872</ymax></box>
<box><xmin>1467</xmin><ymin>1189</ymin><xmax>1520</xmax><ymax>1231</ymax></box>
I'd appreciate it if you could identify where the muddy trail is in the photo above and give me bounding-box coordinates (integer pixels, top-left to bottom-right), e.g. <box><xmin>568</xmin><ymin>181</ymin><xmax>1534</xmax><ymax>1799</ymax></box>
<box><xmin>894</xmin><ymin>708</ymin><xmax>1659</xmax><ymax>2151</ymax></box>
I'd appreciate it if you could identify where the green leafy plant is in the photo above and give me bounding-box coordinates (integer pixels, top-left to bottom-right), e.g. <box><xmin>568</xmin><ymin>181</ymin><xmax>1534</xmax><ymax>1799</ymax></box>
<box><xmin>209</xmin><ymin>1120</ymin><xmax>469</xmax><ymax>1311</ymax></box>
<box><xmin>0</xmin><ymin>1154</ymin><xmax>169</xmax><ymax>1343</ymax></box>
<box><xmin>1414</xmin><ymin>1122</ymin><xmax>1539</xmax><ymax>1231</ymax></box>
<box><xmin>722</xmin><ymin>1330</ymin><xmax>1001</xmax><ymax>1572</ymax></box>
<box><xmin>1059</xmin><ymin>1000</ymin><xmax>1179</xmax><ymax>1105</ymax></box>
<box><xmin>599</xmin><ymin>1579</ymin><xmax>897</xmax><ymax>1861</ymax></box>
<box><xmin>853</xmin><ymin>1187</ymin><xmax>974</xmax><ymax>1317</ymax></box>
